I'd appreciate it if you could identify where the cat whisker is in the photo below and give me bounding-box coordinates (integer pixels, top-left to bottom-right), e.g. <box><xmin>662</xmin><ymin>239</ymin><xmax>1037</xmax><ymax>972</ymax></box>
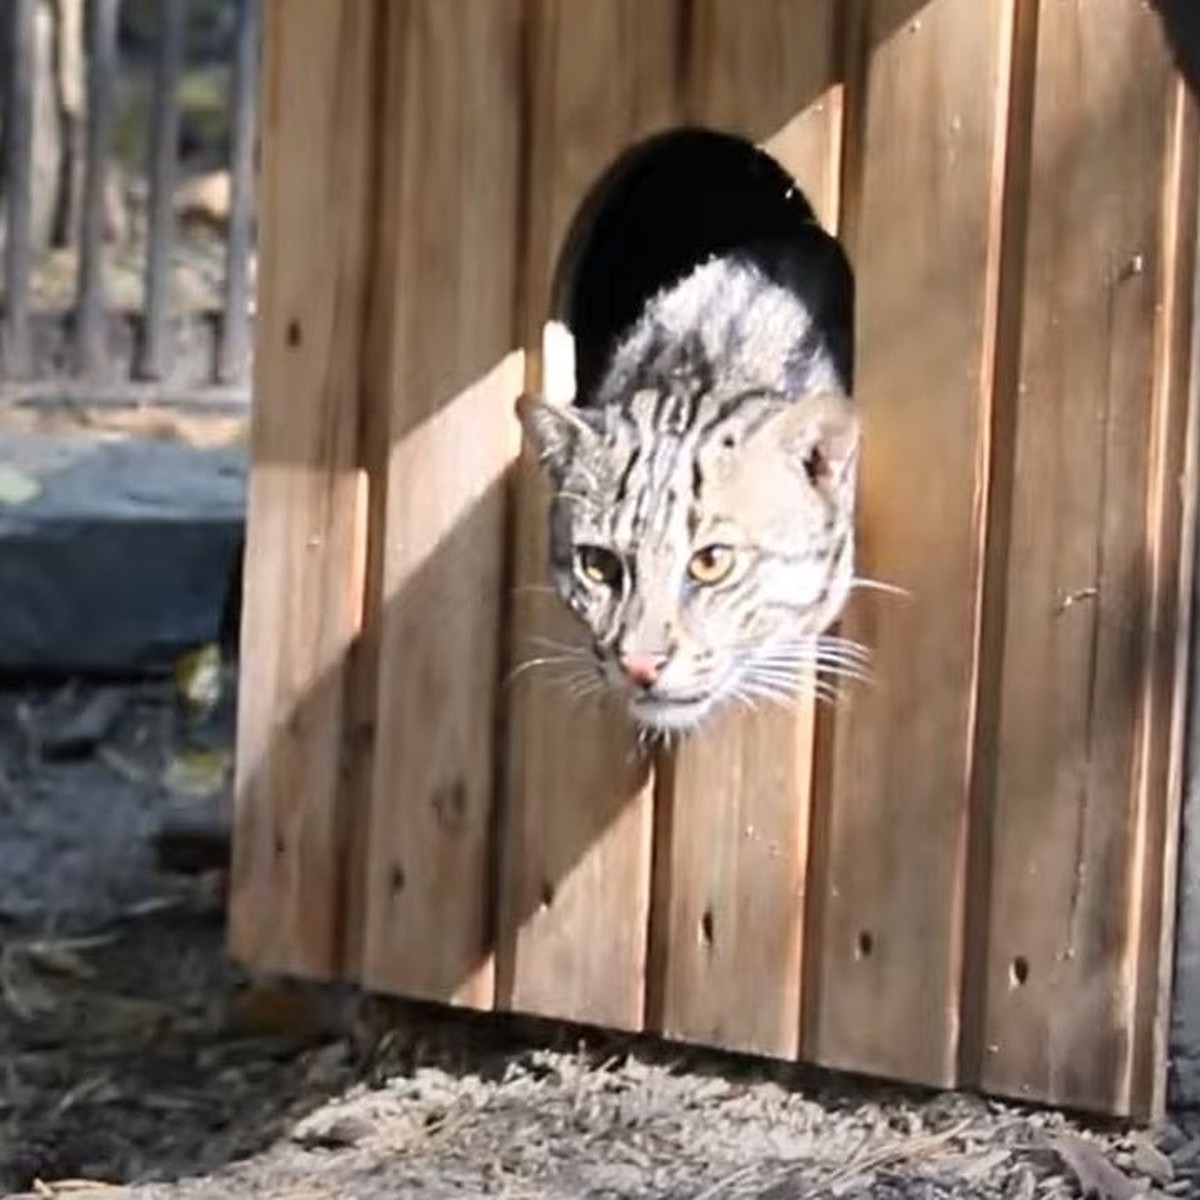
<box><xmin>727</xmin><ymin>687</ymin><xmax>761</xmax><ymax>716</ymax></box>
<box><xmin>743</xmin><ymin>665</ymin><xmax>805</xmax><ymax>687</ymax></box>
<box><xmin>815</xmin><ymin>661</ymin><xmax>873</xmax><ymax>682</ymax></box>
<box><xmin>742</xmin><ymin>636</ymin><xmax>872</xmax><ymax>670</ymax></box>
<box><xmin>523</xmin><ymin>633</ymin><xmax>591</xmax><ymax>655</ymax></box>
<box><xmin>740</xmin><ymin>662</ymin><xmax>853</xmax><ymax>708</ymax></box>
<box><xmin>758</xmin><ymin>648</ymin><xmax>866</xmax><ymax>673</ymax></box>
<box><xmin>738</xmin><ymin>670</ymin><xmax>805</xmax><ymax>701</ymax></box>
<box><xmin>817</xmin><ymin>635</ymin><xmax>872</xmax><ymax>662</ymax></box>
<box><xmin>816</xmin><ymin>632</ymin><xmax>872</xmax><ymax>649</ymax></box>
<box><xmin>752</xmin><ymin>643</ymin><xmax>873</xmax><ymax>684</ymax></box>
<box><xmin>852</xmin><ymin>575</ymin><xmax>910</xmax><ymax>599</ymax></box>
<box><xmin>814</xmin><ymin>661</ymin><xmax>875</xmax><ymax>686</ymax></box>
<box><xmin>783</xmin><ymin>638</ymin><xmax>872</xmax><ymax>666</ymax></box>
<box><xmin>504</xmin><ymin>654</ymin><xmax>591</xmax><ymax>689</ymax></box>
<box><xmin>564</xmin><ymin>673</ymin><xmax>607</xmax><ymax>701</ymax></box>
<box><xmin>739</xmin><ymin>681</ymin><xmax>806</xmax><ymax>711</ymax></box>
<box><xmin>814</xmin><ymin>650</ymin><xmax>873</xmax><ymax>671</ymax></box>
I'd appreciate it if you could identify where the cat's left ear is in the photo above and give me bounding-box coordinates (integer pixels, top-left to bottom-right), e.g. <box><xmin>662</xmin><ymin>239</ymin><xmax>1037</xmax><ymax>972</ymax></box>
<box><xmin>765</xmin><ymin>390</ymin><xmax>859</xmax><ymax>492</ymax></box>
<box><xmin>515</xmin><ymin>393</ymin><xmax>601</xmax><ymax>484</ymax></box>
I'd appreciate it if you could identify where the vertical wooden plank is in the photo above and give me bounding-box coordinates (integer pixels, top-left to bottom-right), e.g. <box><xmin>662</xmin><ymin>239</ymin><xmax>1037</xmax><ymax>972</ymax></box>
<box><xmin>357</xmin><ymin>0</ymin><xmax>524</xmax><ymax>1009</ymax></box>
<box><xmin>975</xmin><ymin>1</ymin><xmax>1183</xmax><ymax>1114</ymax></box>
<box><xmin>958</xmin><ymin>0</ymin><xmax>1040</xmax><ymax>1097</ymax></box>
<box><xmin>1133</xmin><ymin>77</ymin><xmax>1198</xmax><ymax>1120</ymax></box>
<box><xmin>650</xmin><ymin>707</ymin><xmax>816</xmax><ymax>1057</ymax></box>
<box><xmin>334</xmin><ymin>4</ymin><xmax>395</xmax><ymax>990</ymax></box>
<box><xmin>496</xmin><ymin>0</ymin><xmax>686</xmax><ymax>1030</ymax></box>
<box><xmin>644</xmin><ymin>0</ymin><xmax>841</xmax><ymax>1060</ymax></box>
<box><xmin>803</xmin><ymin>0</ymin><xmax>1014</xmax><ymax>1088</ymax></box>
<box><xmin>227</xmin><ymin>0</ymin><xmax>379</xmax><ymax>977</ymax></box>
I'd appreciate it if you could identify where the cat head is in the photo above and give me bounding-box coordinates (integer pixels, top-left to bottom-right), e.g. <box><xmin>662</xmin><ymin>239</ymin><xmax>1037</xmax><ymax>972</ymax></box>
<box><xmin>517</xmin><ymin>384</ymin><xmax>860</xmax><ymax>732</ymax></box>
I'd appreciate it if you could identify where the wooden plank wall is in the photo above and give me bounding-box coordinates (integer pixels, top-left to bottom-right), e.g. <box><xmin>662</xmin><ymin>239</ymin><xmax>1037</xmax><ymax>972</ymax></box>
<box><xmin>231</xmin><ymin>0</ymin><xmax>1198</xmax><ymax>1120</ymax></box>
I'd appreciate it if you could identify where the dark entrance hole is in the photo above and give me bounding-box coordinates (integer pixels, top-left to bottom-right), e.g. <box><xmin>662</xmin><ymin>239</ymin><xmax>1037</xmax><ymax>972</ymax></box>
<box><xmin>553</xmin><ymin>127</ymin><xmax>855</xmax><ymax>403</ymax></box>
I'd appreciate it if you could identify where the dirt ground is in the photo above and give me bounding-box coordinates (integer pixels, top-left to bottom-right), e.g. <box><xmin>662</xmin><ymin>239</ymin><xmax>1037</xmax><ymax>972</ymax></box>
<box><xmin>1</xmin><ymin>681</ymin><xmax>1199</xmax><ymax>1199</ymax></box>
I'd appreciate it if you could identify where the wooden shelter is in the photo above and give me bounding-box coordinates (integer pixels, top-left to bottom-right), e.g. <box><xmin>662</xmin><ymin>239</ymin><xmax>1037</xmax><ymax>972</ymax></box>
<box><xmin>229</xmin><ymin>0</ymin><xmax>1200</xmax><ymax>1120</ymax></box>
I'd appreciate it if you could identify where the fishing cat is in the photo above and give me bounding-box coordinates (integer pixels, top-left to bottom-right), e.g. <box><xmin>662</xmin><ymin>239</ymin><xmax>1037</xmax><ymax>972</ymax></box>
<box><xmin>518</xmin><ymin>238</ymin><xmax>862</xmax><ymax>734</ymax></box>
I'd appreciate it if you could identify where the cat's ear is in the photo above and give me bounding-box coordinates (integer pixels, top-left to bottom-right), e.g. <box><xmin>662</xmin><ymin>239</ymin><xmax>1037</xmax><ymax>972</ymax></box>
<box><xmin>759</xmin><ymin>390</ymin><xmax>859</xmax><ymax>492</ymax></box>
<box><xmin>515</xmin><ymin>393</ymin><xmax>601</xmax><ymax>483</ymax></box>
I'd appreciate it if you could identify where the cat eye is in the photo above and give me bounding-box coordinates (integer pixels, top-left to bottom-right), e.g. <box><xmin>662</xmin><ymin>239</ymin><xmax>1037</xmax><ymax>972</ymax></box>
<box><xmin>576</xmin><ymin>545</ymin><xmax>623</xmax><ymax>588</ymax></box>
<box><xmin>687</xmin><ymin>544</ymin><xmax>736</xmax><ymax>586</ymax></box>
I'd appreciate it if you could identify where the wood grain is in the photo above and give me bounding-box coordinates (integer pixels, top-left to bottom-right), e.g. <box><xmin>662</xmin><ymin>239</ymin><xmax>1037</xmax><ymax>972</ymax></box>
<box><xmin>1132</xmin><ymin>77</ymin><xmax>1199</xmax><ymax>1121</ymax></box>
<box><xmin>802</xmin><ymin>0</ymin><xmax>1013</xmax><ymax>1088</ymax></box>
<box><xmin>357</xmin><ymin>0</ymin><xmax>524</xmax><ymax>1008</ymax></box>
<box><xmin>227</xmin><ymin>0</ymin><xmax>380</xmax><ymax>977</ymax></box>
<box><xmin>496</xmin><ymin>0</ymin><xmax>686</xmax><ymax>1030</ymax></box>
<box><xmin>644</xmin><ymin>0</ymin><xmax>841</xmax><ymax>1059</ymax></box>
<box><xmin>975</xmin><ymin>0</ymin><xmax>1181</xmax><ymax>1114</ymax></box>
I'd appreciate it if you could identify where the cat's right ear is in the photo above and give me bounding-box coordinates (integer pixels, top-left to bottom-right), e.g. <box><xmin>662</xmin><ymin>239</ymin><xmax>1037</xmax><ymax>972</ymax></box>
<box><xmin>515</xmin><ymin>394</ymin><xmax>599</xmax><ymax>483</ymax></box>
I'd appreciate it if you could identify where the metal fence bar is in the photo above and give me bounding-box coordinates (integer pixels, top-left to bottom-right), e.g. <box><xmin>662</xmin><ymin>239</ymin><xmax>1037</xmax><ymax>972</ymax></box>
<box><xmin>3</xmin><ymin>0</ymin><xmax>37</xmax><ymax>377</ymax></box>
<box><xmin>136</xmin><ymin>0</ymin><xmax>186</xmax><ymax>380</ymax></box>
<box><xmin>75</xmin><ymin>0</ymin><xmax>119</xmax><ymax>377</ymax></box>
<box><xmin>218</xmin><ymin>0</ymin><xmax>259</xmax><ymax>385</ymax></box>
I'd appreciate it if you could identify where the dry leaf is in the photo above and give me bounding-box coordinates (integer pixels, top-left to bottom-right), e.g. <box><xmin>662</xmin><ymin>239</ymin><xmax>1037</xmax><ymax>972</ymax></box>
<box><xmin>38</xmin><ymin>689</ymin><xmax>125</xmax><ymax>761</ymax></box>
<box><xmin>1049</xmin><ymin>1134</ymin><xmax>1141</xmax><ymax>1200</ymax></box>
<box><xmin>162</xmin><ymin>748</ymin><xmax>231</xmax><ymax>798</ymax></box>
<box><xmin>98</xmin><ymin>745</ymin><xmax>155</xmax><ymax>787</ymax></box>
<box><xmin>1130</xmin><ymin>1133</ymin><xmax>1173</xmax><ymax>1184</ymax></box>
<box><xmin>956</xmin><ymin>1147</ymin><xmax>1012</xmax><ymax>1181</ymax></box>
<box><xmin>24</xmin><ymin>943</ymin><xmax>100</xmax><ymax>981</ymax></box>
<box><xmin>33</xmin><ymin>1180</ymin><xmax>125</xmax><ymax>1196</ymax></box>
<box><xmin>0</xmin><ymin>464</ymin><xmax>41</xmax><ymax>506</ymax></box>
<box><xmin>172</xmin><ymin>643</ymin><xmax>223</xmax><ymax>716</ymax></box>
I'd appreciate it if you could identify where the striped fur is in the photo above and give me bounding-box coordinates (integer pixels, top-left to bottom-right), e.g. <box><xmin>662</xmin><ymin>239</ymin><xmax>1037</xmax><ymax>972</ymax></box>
<box><xmin>520</xmin><ymin>254</ymin><xmax>860</xmax><ymax>733</ymax></box>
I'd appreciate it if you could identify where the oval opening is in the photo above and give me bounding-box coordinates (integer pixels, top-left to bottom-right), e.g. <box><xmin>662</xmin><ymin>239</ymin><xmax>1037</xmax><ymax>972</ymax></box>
<box><xmin>551</xmin><ymin>127</ymin><xmax>855</xmax><ymax>403</ymax></box>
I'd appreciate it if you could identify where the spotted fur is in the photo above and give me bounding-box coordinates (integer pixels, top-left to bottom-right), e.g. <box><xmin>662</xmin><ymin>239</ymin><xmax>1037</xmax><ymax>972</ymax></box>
<box><xmin>519</xmin><ymin>253</ymin><xmax>861</xmax><ymax>733</ymax></box>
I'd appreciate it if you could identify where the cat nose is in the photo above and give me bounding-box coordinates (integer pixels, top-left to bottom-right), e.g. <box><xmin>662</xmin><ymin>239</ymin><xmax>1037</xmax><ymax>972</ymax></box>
<box><xmin>619</xmin><ymin>651</ymin><xmax>669</xmax><ymax>689</ymax></box>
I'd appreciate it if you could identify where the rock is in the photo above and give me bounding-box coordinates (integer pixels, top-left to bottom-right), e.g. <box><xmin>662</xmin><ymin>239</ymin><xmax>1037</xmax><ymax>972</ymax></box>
<box><xmin>292</xmin><ymin>1112</ymin><xmax>373</xmax><ymax>1151</ymax></box>
<box><xmin>0</xmin><ymin>433</ymin><xmax>244</xmax><ymax>673</ymax></box>
<box><xmin>1169</xmin><ymin>1135</ymin><xmax>1200</xmax><ymax>1167</ymax></box>
<box><xmin>1131</xmin><ymin>1133</ymin><xmax>1174</xmax><ymax>1184</ymax></box>
<box><xmin>35</xmin><ymin>686</ymin><xmax>125</xmax><ymax>759</ymax></box>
